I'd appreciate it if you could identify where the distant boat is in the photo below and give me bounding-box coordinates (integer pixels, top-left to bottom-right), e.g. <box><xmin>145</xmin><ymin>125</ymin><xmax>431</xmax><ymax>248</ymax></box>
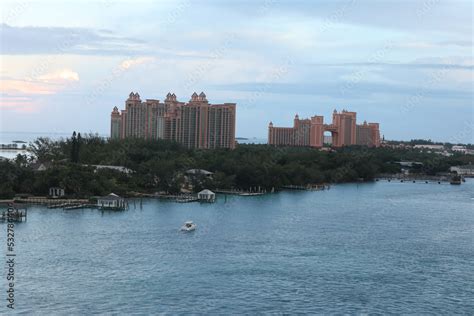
<box><xmin>180</xmin><ymin>221</ymin><xmax>196</xmax><ymax>232</ymax></box>
<box><xmin>450</xmin><ymin>175</ymin><xmax>462</xmax><ymax>185</ymax></box>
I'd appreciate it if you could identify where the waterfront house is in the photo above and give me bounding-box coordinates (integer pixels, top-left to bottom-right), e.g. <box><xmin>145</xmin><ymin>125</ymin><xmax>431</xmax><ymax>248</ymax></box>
<box><xmin>197</xmin><ymin>189</ymin><xmax>216</xmax><ymax>202</ymax></box>
<box><xmin>451</xmin><ymin>145</ymin><xmax>467</xmax><ymax>153</ymax></box>
<box><xmin>413</xmin><ymin>144</ymin><xmax>444</xmax><ymax>151</ymax></box>
<box><xmin>450</xmin><ymin>165</ymin><xmax>474</xmax><ymax>176</ymax></box>
<box><xmin>184</xmin><ymin>169</ymin><xmax>214</xmax><ymax>191</ymax></box>
<box><xmin>49</xmin><ymin>187</ymin><xmax>65</xmax><ymax>199</ymax></box>
<box><xmin>395</xmin><ymin>161</ymin><xmax>423</xmax><ymax>175</ymax></box>
<box><xmin>185</xmin><ymin>169</ymin><xmax>214</xmax><ymax>177</ymax></box>
<box><xmin>30</xmin><ymin>162</ymin><xmax>51</xmax><ymax>172</ymax></box>
<box><xmin>83</xmin><ymin>164</ymin><xmax>133</xmax><ymax>174</ymax></box>
<box><xmin>97</xmin><ymin>193</ymin><xmax>126</xmax><ymax>209</ymax></box>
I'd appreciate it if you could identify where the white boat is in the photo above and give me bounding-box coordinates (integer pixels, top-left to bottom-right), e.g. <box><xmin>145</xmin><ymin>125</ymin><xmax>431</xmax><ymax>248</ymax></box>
<box><xmin>180</xmin><ymin>221</ymin><xmax>196</xmax><ymax>232</ymax></box>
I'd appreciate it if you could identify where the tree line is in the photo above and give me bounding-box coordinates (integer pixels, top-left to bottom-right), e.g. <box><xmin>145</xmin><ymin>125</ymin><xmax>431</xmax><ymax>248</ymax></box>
<box><xmin>0</xmin><ymin>133</ymin><xmax>472</xmax><ymax>199</ymax></box>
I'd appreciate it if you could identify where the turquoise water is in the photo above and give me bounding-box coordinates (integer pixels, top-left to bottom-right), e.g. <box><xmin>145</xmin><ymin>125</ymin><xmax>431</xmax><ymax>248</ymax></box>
<box><xmin>2</xmin><ymin>180</ymin><xmax>473</xmax><ymax>314</ymax></box>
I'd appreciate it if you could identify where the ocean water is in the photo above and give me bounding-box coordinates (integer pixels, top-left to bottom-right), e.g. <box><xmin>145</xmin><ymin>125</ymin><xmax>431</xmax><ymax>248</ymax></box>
<box><xmin>0</xmin><ymin>131</ymin><xmax>265</xmax><ymax>145</ymax></box>
<box><xmin>0</xmin><ymin>131</ymin><xmax>75</xmax><ymax>160</ymax></box>
<box><xmin>1</xmin><ymin>180</ymin><xmax>473</xmax><ymax>314</ymax></box>
<box><xmin>236</xmin><ymin>138</ymin><xmax>267</xmax><ymax>144</ymax></box>
<box><xmin>0</xmin><ymin>131</ymin><xmax>78</xmax><ymax>144</ymax></box>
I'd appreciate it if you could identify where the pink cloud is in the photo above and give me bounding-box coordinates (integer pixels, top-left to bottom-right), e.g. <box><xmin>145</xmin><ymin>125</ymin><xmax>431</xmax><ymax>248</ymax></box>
<box><xmin>0</xmin><ymin>96</ymin><xmax>38</xmax><ymax>113</ymax></box>
<box><xmin>0</xmin><ymin>68</ymin><xmax>80</xmax><ymax>113</ymax></box>
<box><xmin>37</xmin><ymin>69</ymin><xmax>80</xmax><ymax>82</ymax></box>
<box><xmin>1</xmin><ymin>79</ymin><xmax>57</xmax><ymax>95</ymax></box>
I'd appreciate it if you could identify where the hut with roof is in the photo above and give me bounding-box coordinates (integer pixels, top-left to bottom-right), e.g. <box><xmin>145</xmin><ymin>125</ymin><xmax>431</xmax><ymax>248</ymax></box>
<box><xmin>97</xmin><ymin>193</ymin><xmax>126</xmax><ymax>210</ymax></box>
<box><xmin>49</xmin><ymin>187</ymin><xmax>65</xmax><ymax>199</ymax></box>
<box><xmin>197</xmin><ymin>189</ymin><xmax>216</xmax><ymax>202</ymax></box>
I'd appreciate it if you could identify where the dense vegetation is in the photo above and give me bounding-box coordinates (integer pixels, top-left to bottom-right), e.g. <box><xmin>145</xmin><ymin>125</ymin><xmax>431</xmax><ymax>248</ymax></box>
<box><xmin>386</xmin><ymin>139</ymin><xmax>474</xmax><ymax>149</ymax></box>
<box><xmin>0</xmin><ymin>133</ymin><xmax>472</xmax><ymax>199</ymax></box>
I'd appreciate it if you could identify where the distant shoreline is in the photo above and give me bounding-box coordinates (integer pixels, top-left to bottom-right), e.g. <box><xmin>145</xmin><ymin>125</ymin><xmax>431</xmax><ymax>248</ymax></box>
<box><xmin>0</xmin><ymin>148</ymin><xmax>28</xmax><ymax>151</ymax></box>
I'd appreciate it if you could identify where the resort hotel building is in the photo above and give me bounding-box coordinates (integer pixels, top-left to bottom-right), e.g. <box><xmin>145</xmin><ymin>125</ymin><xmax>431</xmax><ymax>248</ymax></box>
<box><xmin>268</xmin><ymin>110</ymin><xmax>380</xmax><ymax>148</ymax></box>
<box><xmin>111</xmin><ymin>92</ymin><xmax>236</xmax><ymax>149</ymax></box>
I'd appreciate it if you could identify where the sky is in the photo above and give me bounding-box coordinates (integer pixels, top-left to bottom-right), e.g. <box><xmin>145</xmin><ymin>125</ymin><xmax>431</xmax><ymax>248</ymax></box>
<box><xmin>0</xmin><ymin>0</ymin><xmax>473</xmax><ymax>143</ymax></box>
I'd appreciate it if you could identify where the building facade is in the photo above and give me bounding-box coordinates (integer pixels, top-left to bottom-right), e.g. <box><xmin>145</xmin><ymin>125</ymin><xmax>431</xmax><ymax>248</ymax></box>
<box><xmin>268</xmin><ymin>110</ymin><xmax>381</xmax><ymax>148</ymax></box>
<box><xmin>356</xmin><ymin>121</ymin><xmax>380</xmax><ymax>146</ymax></box>
<box><xmin>111</xmin><ymin>92</ymin><xmax>236</xmax><ymax>149</ymax></box>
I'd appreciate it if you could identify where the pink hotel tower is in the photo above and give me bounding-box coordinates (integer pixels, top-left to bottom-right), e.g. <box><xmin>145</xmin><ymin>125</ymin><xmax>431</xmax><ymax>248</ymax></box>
<box><xmin>268</xmin><ymin>110</ymin><xmax>380</xmax><ymax>148</ymax></box>
<box><xmin>111</xmin><ymin>92</ymin><xmax>236</xmax><ymax>149</ymax></box>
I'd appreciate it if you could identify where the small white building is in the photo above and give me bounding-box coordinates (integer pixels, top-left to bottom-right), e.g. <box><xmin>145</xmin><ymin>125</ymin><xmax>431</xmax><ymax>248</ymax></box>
<box><xmin>84</xmin><ymin>164</ymin><xmax>133</xmax><ymax>174</ymax></box>
<box><xmin>450</xmin><ymin>165</ymin><xmax>474</xmax><ymax>176</ymax></box>
<box><xmin>414</xmin><ymin>144</ymin><xmax>444</xmax><ymax>151</ymax></box>
<box><xmin>197</xmin><ymin>189</ymin><xmax>216</xmax><ymax>202</ymax></box>
<box><xmin>452</xmin><ymin>146</ymin><xmax>467</xmax><ymax>153</ymax></box>
<box><xmin>186</xmin><ymin>169</ymin><xmax>214</xmax><ymax>178</ymax></box>
<box><xmin>97</xmin><ymin>193</ymin><xmax>126</xmax><ymax>209</ymax></box>
<box><xmin>49</xmin><ymin>187</ymin><xmax>65</xmax><ymax>198</ymax></box>
<box><xmin>31</xmin><ymin>162</ymin><xmax>51</xmax><ymax>172</ymax></box>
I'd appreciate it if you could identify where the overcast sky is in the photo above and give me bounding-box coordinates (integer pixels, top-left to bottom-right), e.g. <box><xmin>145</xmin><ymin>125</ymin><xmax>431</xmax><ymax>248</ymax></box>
<box><xmin>1</xmin><ymin>0</ymin><xmax>472</xmax><ymax>143</ymax></box>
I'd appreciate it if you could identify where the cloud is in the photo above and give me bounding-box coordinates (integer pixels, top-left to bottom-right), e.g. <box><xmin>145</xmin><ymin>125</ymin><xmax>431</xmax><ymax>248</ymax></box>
<box><xmin>37</xmin><ymin>69</ymin><xmax>80</xmax><ymax>82</ymax></box>
<box><xmin>206</xmin><ymin>0</ymin><xmax>472</xmax><ymax>35</ymax></box>
<box><xmin>396</xmin><ymin>41</ymin><xmax>437</xmax><ymax>49</ymax></box>
<box><xmin>0</xmin><ymin>23</ymin><xmax>146</xmax><ymax>55</ymax></box>
<box><xmin>0</xmin><ymin>95</ymin><xmax>37</xmax><ymax>113</ymax></box>
<box><xmin>412</xmin><ymin>56</ymin><xmax>474</xmax><ymax>67</ymax></box>
<box><xmin>213</xmin><ymin>81</ymin><xmax>472</xmax><ymax>101</ymax></box>
<box><xmin>312</xmin><ymin>61</ymin><xmax>474</xmax><ymax>71</ymax></box>
<box><xmin>395</xmin><ymin>40</ymin><xmax>474</xmax><ymax>50</ymax></box>
<box><xmin>0</xmin><ymin>79</ymin><xmax>56</xmax><ymax>95</ymax></box>
<box><xmin>438</xmin><ymin>40</ymin><xmax>473</xmax><ymax>47</ymax></box>
<box><xmin>119</xmin><ymin>57</ymin><xmax>155</xmax><ymax>70</ymax></box>
<box><xmin>0</xmin><ymin>69</ymin><xmax>80</xmax><ymax>112</ymax></box>
<box><xmin>1</xmin><ymin>68</ymin><xmax>79</xmax><ymax>94</ymax></box>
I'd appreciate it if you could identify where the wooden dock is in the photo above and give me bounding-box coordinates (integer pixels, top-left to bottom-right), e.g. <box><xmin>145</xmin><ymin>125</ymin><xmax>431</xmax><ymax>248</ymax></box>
<box><xmin>0</xmin><ymin>207</ymin><xmax>27</xmax><ymax>222</ymax></box>
<box><xmin>376</xmin><ymin>174</ymin><xmax>450</xmax><ymax>183</ymax></box>
<box><xmin>215</xmin><ymin>188</ymin><xmax>268</xmax><ymax>196</ymax></box>
<box><xmin>14</xmin><ymin>197</ymin><xmax>90</xmax><ymax>205</ymax></box>
<box><xmin>152</xmin><ymin>194</ymin><xmax>200</xmax><ymax>203</ymax></box>
<box><xmin>214</xmin><ymin>189</ymin><xmax>241</xmax><ymax>195</ymax></box>
<box><xmin>64</xmin><ymin>204</ymin><xmax>97</xmax><ymax>210</ymax></box>
<box><xmin>176</xmin><ymin>197</ymin><xmax>199</xmax><ymax>203</ymax></box>
<box><xmin>238</xmin><ymin>192</ymin><xmax>265</xmax><ymax>196</ymax></box>
<box><xmin>282</xmin><ymin>184</ymin><xmax>330</xmax><ymax>191</ymax></box>
<box><xmin>6</xmin><ymin>196</ymin><xmax>105</xmax><ymax>210</ymax></box>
